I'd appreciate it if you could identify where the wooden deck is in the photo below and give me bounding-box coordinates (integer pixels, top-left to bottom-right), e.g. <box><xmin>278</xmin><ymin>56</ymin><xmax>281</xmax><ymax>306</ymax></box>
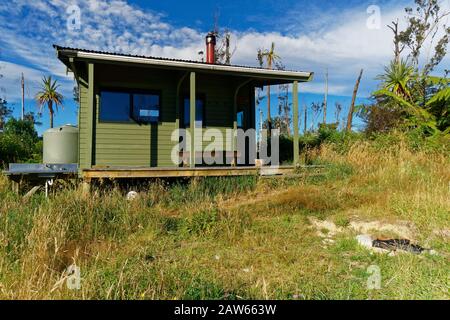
<box><xmin>82</xmin><ymin>166</ymin><xmax>296</xmax><ymax>179</ymax></box>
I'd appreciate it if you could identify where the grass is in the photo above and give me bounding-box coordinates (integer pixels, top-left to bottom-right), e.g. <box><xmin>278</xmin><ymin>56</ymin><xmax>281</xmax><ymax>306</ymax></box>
<box><xmin>0</xmin><ymin>134</ymin><xmax>448</xmax><ymax>300</ymax></box>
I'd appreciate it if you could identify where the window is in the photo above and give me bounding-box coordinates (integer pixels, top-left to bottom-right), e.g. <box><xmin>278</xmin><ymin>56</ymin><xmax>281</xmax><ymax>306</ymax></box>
<box><xmin>99</xmin><ymin>91</ymin><xmax>131</xmax><ymax>122</ymax></box>
<box><xmin>133</xmin><ymin>93</ymin><xmax>160</xmax><ymax>123</ymax></box>
<box><xmin>99</xmin><ymin>90</ymin><xmax>160</xmax><ymax>123</ymax></box>
<box><xmin>237</xmin><ymin>111</ymin><xmax>244</xmax><ymax>129</ymax></box>
<box><xmin>183</xmin><ymin>97</ymin><xmax>204</xmax><ymax>128</ymax></box>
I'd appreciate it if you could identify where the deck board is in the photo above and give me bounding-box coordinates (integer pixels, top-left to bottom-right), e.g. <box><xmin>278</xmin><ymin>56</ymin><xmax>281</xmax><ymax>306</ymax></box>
<box><xmin>83</xmin><ymin>166</ymin><xmax>295</xmax><ymax>179</ymax></box>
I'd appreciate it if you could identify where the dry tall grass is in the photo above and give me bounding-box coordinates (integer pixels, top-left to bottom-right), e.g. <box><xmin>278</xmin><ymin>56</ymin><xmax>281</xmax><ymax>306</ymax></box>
<box><xmin>0</xmin><ymin>135</ymin><xmax>448</xmax><ymax>300</ymax></box>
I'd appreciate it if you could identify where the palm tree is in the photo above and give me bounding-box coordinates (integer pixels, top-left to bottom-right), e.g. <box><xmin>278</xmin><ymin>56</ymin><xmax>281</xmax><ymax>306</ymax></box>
<box><xmin>36</xmin><ymin>76</ymin><xmax>63</xmax><ymax>128</ymax></box>
<box><xmin>259</xmin><ymin>42</ymin><xmax>280</xmax><ymax>133</ymax></box>
<box><xmin>373</xmin><ymin>61</ymin><xmax>442</xmax><ymax>134</ymax></box>
<box><xmin>376</xmin><ymin>59</ymin><xmax>415</xmax><ymax>101</ymax></box>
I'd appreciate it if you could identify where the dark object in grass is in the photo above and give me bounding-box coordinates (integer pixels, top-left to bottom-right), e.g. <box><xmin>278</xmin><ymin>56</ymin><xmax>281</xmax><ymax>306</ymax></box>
<box><xmin>372</xmin><ymin>239</ymin><xmax>425</xmax><ymax>254</ymax></box>
<box><xmin>145</xmin><ymin>254</ymin><xmax>156</xmax><ymax>262</ymax></box>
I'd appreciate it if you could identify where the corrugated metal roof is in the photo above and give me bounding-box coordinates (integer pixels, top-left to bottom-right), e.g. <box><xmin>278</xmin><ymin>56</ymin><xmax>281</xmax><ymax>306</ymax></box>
<box><xmin>54</xmin><ymin>45</ymin><xmax>313</xmax><ymax>81</ymax></box>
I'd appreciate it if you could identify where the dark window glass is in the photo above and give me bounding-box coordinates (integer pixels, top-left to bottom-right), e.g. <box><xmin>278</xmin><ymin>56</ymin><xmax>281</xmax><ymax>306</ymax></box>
<box><xmin>133</xmin><ymin>93</ymin><xmax>160</xmax><ymax>123</ymax></box>
<box><xmin>100</xmin><ymin>90</ymin><xmax>160</xmax><ymax>123</ymax></box>
<box><xmin>184</xmin><ymin>98</ymin><xmax>204</xmax><ymax>128</ymax></box>
<box><xmin>99</xmin><ymin>91</ymin><xmax>131</xmax><ymax>122</ymax></box>
<box><xmin>237</xmin><ymin>111</ymin><xmax>244</xmax><ymax>128</ymax></box>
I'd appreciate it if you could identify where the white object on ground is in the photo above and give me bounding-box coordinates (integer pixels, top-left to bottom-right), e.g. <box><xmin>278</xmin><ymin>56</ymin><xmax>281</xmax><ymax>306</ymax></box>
<box><xmin>126</xmin><ymin>191</ymin><xmax>139</xmax><ymax>201</ymax></box>
<box><xmin>356</xmin><ymin>234</ymin><xmax>374</xmax><ymax>249</ymax></box>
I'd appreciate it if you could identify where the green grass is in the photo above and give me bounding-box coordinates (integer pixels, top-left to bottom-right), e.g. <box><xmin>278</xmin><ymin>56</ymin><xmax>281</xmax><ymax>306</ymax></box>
<box><xmin>0</xmin><ymin>134</ymin><xmax>448</xmax><ymax>300</ymax></box>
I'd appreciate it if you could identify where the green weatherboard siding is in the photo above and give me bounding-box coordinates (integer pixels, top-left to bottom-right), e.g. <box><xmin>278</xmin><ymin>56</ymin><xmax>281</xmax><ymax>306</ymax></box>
<box><xmin>77</xmin><ymin>63</ymin><xmax>252</xmax><ymax>168</ymax></box>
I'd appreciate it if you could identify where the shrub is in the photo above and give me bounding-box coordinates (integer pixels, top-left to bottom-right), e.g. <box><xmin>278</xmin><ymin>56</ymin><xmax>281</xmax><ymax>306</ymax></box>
<box><xmin>0</xmin><ymin>118</ymin><xmax>42</xmax><ymax>166</ymax></box>
<box><xmin>358</xmin><ymin>103</ymin><xmax>404</xmax><ymax>134</ymax></box>
<box><xmin>274</xmin><ymin>125</ymin><xmax>363</xmax><ymax>163</ymax></box>
<box><xmin>368</xmin><ymin>129</ymin><xmax>450</xmax><ymax>153</ymax></box>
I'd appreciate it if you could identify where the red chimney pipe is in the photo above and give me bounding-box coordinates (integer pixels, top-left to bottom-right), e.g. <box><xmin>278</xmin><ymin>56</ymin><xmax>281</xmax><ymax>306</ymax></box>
<box><xmin>205</xmin><ymin>32</ymin><xmax>216</xmax><ymax>64</ymax></box>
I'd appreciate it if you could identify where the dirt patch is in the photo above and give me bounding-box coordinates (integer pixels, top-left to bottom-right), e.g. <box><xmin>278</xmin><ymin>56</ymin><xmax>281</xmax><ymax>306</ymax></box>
<box><xmin>308</xmin><ymin>217</ymin><xmax>416</xmax><ymax>239</ymax></box>
<box><xmin>350</xmin><ymin>220</ymin><xmax>416</xmax><ymax>240</ymax></box>
<box><xmin>308</xmin><ymin>217</ymin><xmax>343</xmax><ymax>237</ymax></box>
<box><xmin>433</xmin><ymin>228</ymin><xmax>450</xmax><ymax>239</ymax></box>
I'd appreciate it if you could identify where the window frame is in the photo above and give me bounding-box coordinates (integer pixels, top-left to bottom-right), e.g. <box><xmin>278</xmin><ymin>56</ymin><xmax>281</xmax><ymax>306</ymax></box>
<box><xmin>98</xmin><ymin>88</ymin><xmax>162</xmax><ymax>124</ymax></box>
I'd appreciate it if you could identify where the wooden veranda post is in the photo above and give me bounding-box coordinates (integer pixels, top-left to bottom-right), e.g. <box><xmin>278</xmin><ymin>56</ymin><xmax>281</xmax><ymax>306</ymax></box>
<box><xmin>293</xmin><ymin>81</ymin><xmax>299</xmax><ymax>166</ymax></box>
<box><xmin>87</xmin><ymin>63</ymin><xmax>94</xmax><ymax>169</ymax></box>
<box><xmin>176</xmin><ymin>72</ymin><xmax>188</xmax><ymax>166</ymax></box>
<box><xmin>189</xmin><ymin>72</ymin><xmax>196</xmax><ymax>168</ymax></box>
<box><xmin>232</xmin><ymin>90</ymin><xmax>238</xmax><ymax>166</ymax></box>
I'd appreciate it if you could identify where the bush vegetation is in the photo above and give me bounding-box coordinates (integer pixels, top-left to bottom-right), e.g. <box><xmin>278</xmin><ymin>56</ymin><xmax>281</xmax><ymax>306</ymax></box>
<box><xmin>0</xmin><ymin>132</ymin><xmax>448</xmax><ymax>299</ymax></box>
<box><xmin>0</xmin><ymin>118</ymin><xmax>42</xmax><ymax>166</ymax></box>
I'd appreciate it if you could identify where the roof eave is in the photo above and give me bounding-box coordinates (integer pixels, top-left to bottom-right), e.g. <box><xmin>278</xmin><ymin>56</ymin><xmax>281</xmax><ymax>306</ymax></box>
<box><xmin>56</xmin><ymin>47</ymin><xmax>313</xmax><ymax>82</ymax></box>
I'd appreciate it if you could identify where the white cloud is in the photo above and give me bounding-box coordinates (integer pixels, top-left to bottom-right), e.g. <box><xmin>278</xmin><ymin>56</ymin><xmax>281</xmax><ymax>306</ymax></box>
<box><xmin>0</xmin><ymin>0</ymin><xmax>202</xmax><ymax>73</ymax></box>
<box><xmin>231</xmin><ymin>1</ymin><xmax>449</xmax><ymax>96</ymax></box>
<box><xmin>0</xmin><ymin>60</ymin><xmax>74</xmax><ymax>103</ymax></box>
<box><xmin>0</xmin><ymin>0</ymin><xmax>448</xmax><ymax>104</ymax></box>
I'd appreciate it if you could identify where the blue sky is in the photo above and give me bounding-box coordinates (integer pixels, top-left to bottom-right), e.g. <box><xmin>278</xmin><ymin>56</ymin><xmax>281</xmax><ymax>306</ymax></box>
<box><xmin>0</xmin><ymin>0</ymin><xmax>448</xmax><ymax>134</ymax></box>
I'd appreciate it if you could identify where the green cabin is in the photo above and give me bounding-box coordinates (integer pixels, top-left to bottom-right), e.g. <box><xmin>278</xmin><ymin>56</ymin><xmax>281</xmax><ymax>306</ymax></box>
<box><xmin>54</xmin><ymin>38</ymin><xmax>313</xmax><ymax>180</ymax></box>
